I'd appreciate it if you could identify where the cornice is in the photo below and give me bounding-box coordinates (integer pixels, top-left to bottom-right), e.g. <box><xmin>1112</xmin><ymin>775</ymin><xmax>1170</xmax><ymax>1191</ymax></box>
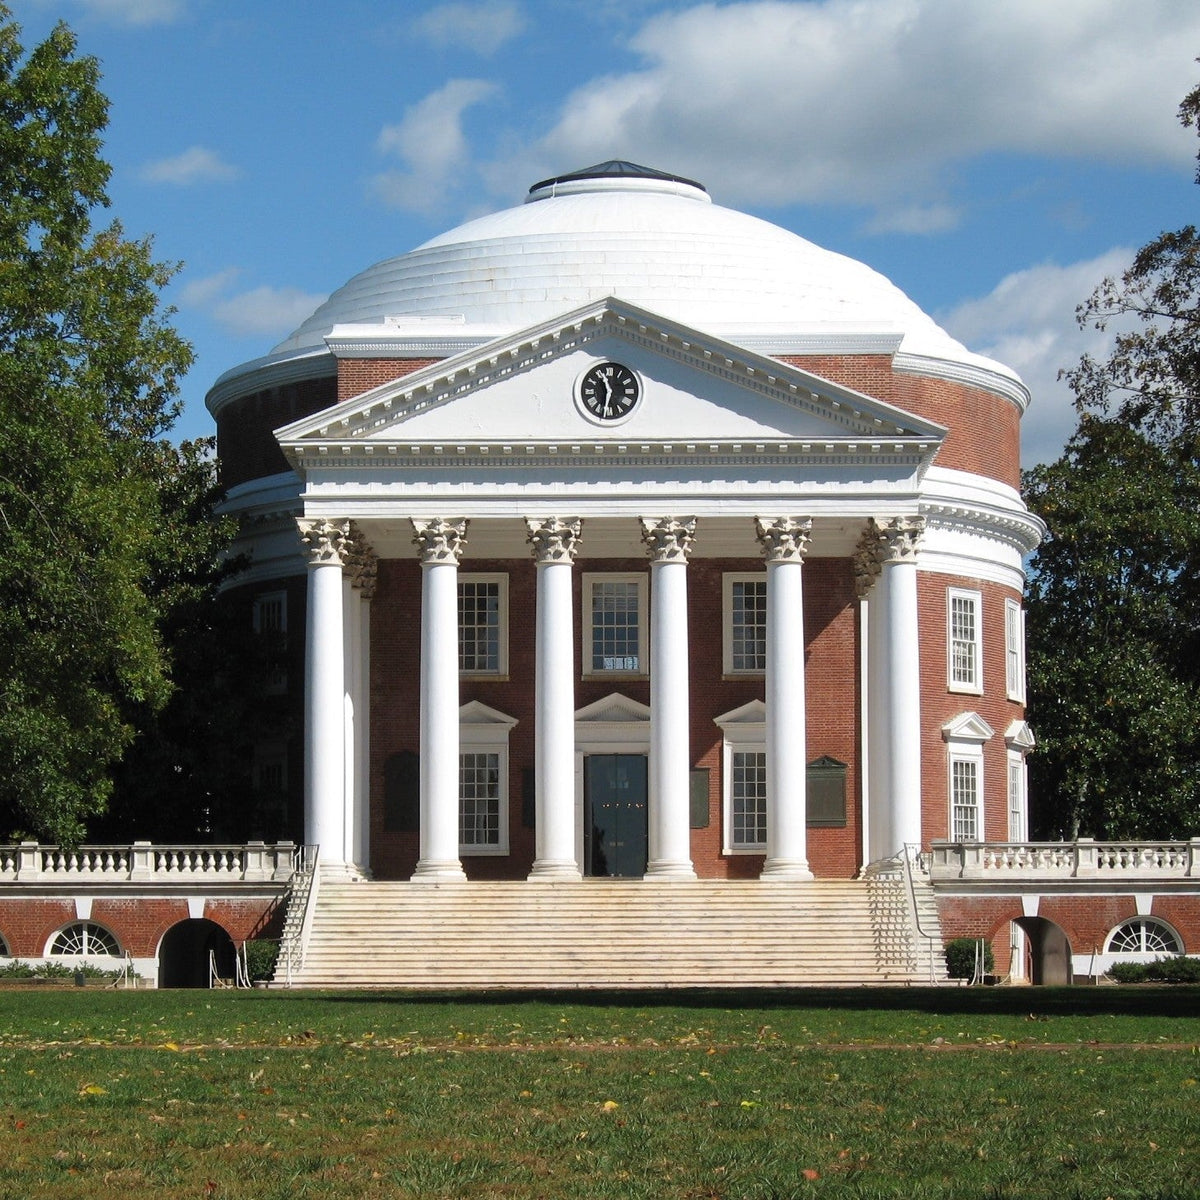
<box><xmin>893</xmin><ymin>350</ymin><xmax>1030</xmax><ymax>413</ymax></box>
<box><xmin>205</xmin><ymin>349</ymin><xmax>337</xmax><ymax>418</ymax></box>
<box><xmin>920</xmin><ymin>498</ymin><xmax>1045</xmax><ymax>556</ymax></box>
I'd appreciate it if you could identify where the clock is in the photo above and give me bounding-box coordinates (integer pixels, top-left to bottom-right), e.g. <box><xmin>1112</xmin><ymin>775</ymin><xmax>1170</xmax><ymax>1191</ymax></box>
<box><xmin>578</xmin><ymin>361</ymin><xmax>640</xmax><ymax>421</ymax></box>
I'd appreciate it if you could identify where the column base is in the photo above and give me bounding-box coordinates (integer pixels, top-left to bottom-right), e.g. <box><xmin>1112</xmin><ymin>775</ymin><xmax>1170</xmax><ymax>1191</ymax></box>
<box><xmin>760</xmin><ymin>859</ymin><xmax>814</xmax><ymax>881</ymax></box>
<box><xmin>527</xmin><ymin>860</ymin><xmax>583</xmax><ymax>881</ymax></box>
<box><xmin>644</xmin><ymin>860</ymin><xmax>698</xmax><ymax>880</ymax></box>
<box><xmin>410</xmin><ymin>859</ymin><xmax>467</xmax><ymax>882</ymax></box>
<box><xmin>316</xmin><ymin>861</ymin><xmax>361</xmax><ymax>883</ymax></box>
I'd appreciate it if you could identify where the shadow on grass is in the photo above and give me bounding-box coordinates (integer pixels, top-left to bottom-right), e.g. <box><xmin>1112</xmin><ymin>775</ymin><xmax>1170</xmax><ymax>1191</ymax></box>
<box><xmin>313</xmin><ymin>984</ymin><xmax>1200</xmax><ymax>1019</ymax></box>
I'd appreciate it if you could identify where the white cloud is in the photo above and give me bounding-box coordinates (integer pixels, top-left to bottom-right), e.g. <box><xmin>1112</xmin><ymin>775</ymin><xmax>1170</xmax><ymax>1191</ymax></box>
<box><xmin>939</xmin><ymin>249</ymin><xmax>1135</xmax><ymax>467</ymax></box>
<box><xmin>517</xmin><ymin>0</ymin><xmax>1200</xmax><ymax>219</ymax></box>
<box><xmin>63</xmin><ymin>0</ymin><xmax>186</xmax><ymax>26</ymax></box>
<box><xmin>140</xmin><ymin>146</ymin><xmax>239</xmax><ymax>186</ymax></box>
<box><xmin>863</xmin><ymin>202</ymin><xmax>961</xmax><ymax>236</ymax></box>
<box><xmin>373</xmin><ymin>79</ymin><xmax>500</xmax><ymax>214</ymax></box>
<box><xmin>412</xmin><ymin>1</ymin><xmax>526</xmax><ymax>55</ymax></box>
<box><xmin>178</xmin><ymin>270</ymin><xmax>325</xmax><ymax>339</ymax></box>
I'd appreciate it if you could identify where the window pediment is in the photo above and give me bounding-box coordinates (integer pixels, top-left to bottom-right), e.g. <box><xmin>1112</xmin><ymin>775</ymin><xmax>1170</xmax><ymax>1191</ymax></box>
<box><xmin>942</xmin><ymin>711</ymin><xmax>995</xmax><ymax>744</ymax></box>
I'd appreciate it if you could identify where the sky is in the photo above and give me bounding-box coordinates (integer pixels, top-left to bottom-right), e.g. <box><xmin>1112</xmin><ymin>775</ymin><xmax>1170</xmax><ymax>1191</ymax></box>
<box><xmin>8</xmin><ymin>0</ymin><xmax>1200</xmax><ymax>466</ymax></box>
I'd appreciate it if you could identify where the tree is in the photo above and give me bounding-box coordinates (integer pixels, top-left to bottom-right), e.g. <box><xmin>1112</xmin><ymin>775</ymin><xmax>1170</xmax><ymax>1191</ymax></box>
<box><xmin>0</xmin><ymin>9</ymin><xmax>193</xmax><ymax>842</ymax></box>
<box><xmin>1025</xmin><ymin>75</ymin><xmax>1200</xmax><ymax>839</ymax></box>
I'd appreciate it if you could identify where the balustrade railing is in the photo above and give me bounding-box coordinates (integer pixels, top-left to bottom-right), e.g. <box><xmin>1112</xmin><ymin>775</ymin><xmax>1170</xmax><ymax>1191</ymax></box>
<box><xmin>0</xmin><ymin>841</ymin><xmax>305</xmax><ymax>884</ymax></box>
<box><xmin>930</xmin><ymin>839</ymin><xmax>1200</xmax><ymax>881</ymax></box>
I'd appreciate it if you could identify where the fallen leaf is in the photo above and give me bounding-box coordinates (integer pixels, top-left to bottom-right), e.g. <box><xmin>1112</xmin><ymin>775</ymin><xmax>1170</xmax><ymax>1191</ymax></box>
<box><xmin>802</xmin><ymin>1168</ymin><xmax>820</xmax><ymax>1181</ymax></box>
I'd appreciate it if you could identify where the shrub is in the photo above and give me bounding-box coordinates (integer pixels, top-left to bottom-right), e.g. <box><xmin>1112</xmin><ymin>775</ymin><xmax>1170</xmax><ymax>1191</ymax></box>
<box><xmin>244</xmin><ymin>940</ymin><xmax>279</xmax><ymax>983</ymax></box>
<box><xmin>1107</xmin><ymin>961</ymin><xmax>1149</xmax><ymax>984</ymax></box>
<box><xmin>943</xmin><ymin>937</ymin><xmax>994</xmax><ymax>981</ymax></box>
<box><xmin>1147</xmin><ymin>955</ymin><xmax>1200</xmax><ymax>983</ymax></box>
<box><xmin>0</xmin><ymin>960</ymin><xmax>35</xmax><ymax>979</ymax></box>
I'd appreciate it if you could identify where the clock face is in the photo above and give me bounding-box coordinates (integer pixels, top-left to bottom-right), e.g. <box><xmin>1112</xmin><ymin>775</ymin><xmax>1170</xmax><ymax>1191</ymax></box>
<box><xmin>579</xmin><ymin>361</ymin><xmax>640</xmax><ymax>421</ymax></box>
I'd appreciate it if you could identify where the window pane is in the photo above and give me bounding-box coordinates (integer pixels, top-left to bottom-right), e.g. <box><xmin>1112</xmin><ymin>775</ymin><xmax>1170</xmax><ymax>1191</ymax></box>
<box><xmin>951</xmin><ymin>758</ymin><xmax>979</xmax><ymax>841</ymax></box>
<box><xmin>732</xmin><ymin>750</ymin><xmax>768</xmax><ymax>847</ymax></box>
<box><xmin>591</xmin><ymin>580</ymin><xmax>640</xmax><ymax>672</ymax></box>
<box><xmin>731</xmin><ymin>579</ymin><xmax>767</xmax><ymax>671</ymax></box>
<box><xmin>459</xmin><ymin>581</ymin><xmax>501</xmax><ymax>672</ymax></box>
<box><xmin>459</xmin><ymin>752</ymin><xmax>500</xmax><ymax>845</ymax></box>
<box><xmin>950</xmin><ymin>594</ymin><xmax>978</xmax><ymax>686</ymax></box>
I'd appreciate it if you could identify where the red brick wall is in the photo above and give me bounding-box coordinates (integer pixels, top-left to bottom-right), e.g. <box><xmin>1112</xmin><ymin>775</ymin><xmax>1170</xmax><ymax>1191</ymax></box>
<box><xmin>919</xmin><ymin>572</ymin><xmax>1025</xmax><ymax>845</ymax></box>
<box><xmin>369</xmin><ymin>555</ymin><xmax>862</xmax><ymax>881</ymax></box>
<box><xmin>0</xmin><ymin>897</ymin><xmax>284</xmax><ymax>957</ymax></box>
<box><xmin>337</xmin><ymin>358</ymin><xmax>440</xmax><ymax>402</ymax></box>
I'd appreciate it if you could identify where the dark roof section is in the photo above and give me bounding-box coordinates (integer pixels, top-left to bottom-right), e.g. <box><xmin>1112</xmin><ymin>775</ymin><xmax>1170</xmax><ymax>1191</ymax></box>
<box><xmin>529</xmin><ymin>160</ymin><xmax>707</xmax><ymax>195</ymax></box>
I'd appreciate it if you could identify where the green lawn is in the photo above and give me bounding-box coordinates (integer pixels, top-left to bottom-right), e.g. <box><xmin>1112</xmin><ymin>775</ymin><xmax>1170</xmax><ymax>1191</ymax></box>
<box><xmin>0</xmin><ymin>987</ymin><xmax>1197</xmax><ymax>1198</ymax></box>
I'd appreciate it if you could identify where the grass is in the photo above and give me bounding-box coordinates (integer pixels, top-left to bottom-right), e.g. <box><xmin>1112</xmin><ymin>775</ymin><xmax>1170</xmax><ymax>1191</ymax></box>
<box><xmin>0</xmin><ymin>986</ymin><xmax>1197</xmax><ymax>1198</ymax></box>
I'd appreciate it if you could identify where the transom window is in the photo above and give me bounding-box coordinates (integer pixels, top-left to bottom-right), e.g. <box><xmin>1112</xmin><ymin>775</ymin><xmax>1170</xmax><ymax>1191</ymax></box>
<box><xmin>724</xmin><ymin>574</ymin><xmax>767</xmax><ymax>674</ymax></box>
<box><xmin>1105</xmin><ymin>917</ymin><xmax>1183</xmax><ymax>955</ymax></box>
<box><xmin>49</xmin><ymin>922</ymin><xmax>120</xmax><ymax>956</ymax></box>
<box><xmin>458</xmin><ymin>575</ymin><xmax>507</xmax><ymax>675</ymax></box>
<box><xmin>584</xmin><ymin>574</ymin><xmax>646</xmax><ymax>675</ymax></box>
<box><xmin>948</xmin><ymin>589</ymin><xmax>982</xmax><ymax>693</ymax></box>
<box><xmin>459</xmin><ymin>752</ymin><xmax>502</xmax><ymax>848</ymax></box>
<box><xmin>950</xmin><ymin>757</ymin><xmax>980</xmax><ymax>841</ymax></box>
<box><xmin>731</xmin><ymin>750</ymin><xmax>768</xmax><ymax>849</ymax></box>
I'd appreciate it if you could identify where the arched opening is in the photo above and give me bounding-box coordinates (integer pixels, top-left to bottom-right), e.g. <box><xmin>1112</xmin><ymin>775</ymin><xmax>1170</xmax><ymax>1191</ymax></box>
<box><xmin>1014</xmin><ymin>916</ymin><xmax>1073</xmax><ymax>985</ymax></box>
<box><xmin>158</xmin><ymin>919</ymin><xmax>236</xmax><ymax>988</ymax></box>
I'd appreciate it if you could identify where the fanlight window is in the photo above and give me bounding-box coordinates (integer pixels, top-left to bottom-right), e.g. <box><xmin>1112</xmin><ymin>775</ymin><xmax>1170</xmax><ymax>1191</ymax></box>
<box><xmin>1104</xmin><ymin>917</ymin><xmax>1183</xmax><ymax>956</ymax></box>
<box><xmin>49</xmin><ymin>922</ymin><xmax>121</xmax><ymax>957</ymax></box>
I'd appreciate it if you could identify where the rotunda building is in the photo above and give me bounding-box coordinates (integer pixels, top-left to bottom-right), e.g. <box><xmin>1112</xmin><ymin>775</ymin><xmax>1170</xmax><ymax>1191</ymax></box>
<box><xmin>207</xmin><ymin>161</ymin><xmax>1042</xmax><ymax>895</ymax></box>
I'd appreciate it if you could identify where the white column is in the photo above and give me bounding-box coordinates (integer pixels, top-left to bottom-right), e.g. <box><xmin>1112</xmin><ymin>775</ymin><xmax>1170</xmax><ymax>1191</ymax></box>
<box><xmin>298</xmin><ymin>518</ymin><xmax>351</xmax><ymax>874</ymax></box>
<box><xmin>756</xmin><ymin>517</ymin><xmax>814</xmax><ymax>881</ymax></box>
<box><xmin>641</xmin><ymin>517</ymin><xmax>697</xmax><ymax>880</ymax></box>
<box><xmin>526</xmin><ymin>518</ymin><xmax>583</xmax><ymax>880</ymax></box>
<box><xmin>411</xmin><ymin>518</ymin><xmax>468</xmax><ymax>882</ymax></box>
<box><xmin>878</xmin><ymin>516</ymin><xmax>925</xmax><ymax>854</ymax></box>
<box><xmin>346</xmin><ymin>527</ymin><xmax>377</xmax><ymax>877</ymax></box>
<box><xmin>855</xmin><ymin>522</ymin><xmax>891</xmax><ymax>866</ymax></box>
<box><xmin>342</xmin><ymin>570</ymin><xmax>358</xmax><ymax>872</ymax></box>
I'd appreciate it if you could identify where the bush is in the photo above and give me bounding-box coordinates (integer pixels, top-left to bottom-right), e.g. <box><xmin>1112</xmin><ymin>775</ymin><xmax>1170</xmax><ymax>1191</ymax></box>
<box><xmin>1107</xmin><ymin>956</ymin><xmax>1200</xmax><ymax>984</ymax></box>
<box><xmin>943</xmin><ymin>937</ymin><xmax>994</xmax><ymax>981</ymax></box>
<box><xmin>1107</xmin><ymin>961</ymin><xmax>1149</xmax><ymax>984</ymax></box>
<box><xmin>0</xmin><ymin>960</ymin><xmax>35</xmax><ymax>979</ymax></box>
<box><xmin>244</xmin><ymin>940</ymin><xmax>279</xmax><ymax>983</ymax></box>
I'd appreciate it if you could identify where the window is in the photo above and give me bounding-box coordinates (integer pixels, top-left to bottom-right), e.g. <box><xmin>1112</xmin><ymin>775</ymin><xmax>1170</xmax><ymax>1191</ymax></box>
<box><xmin>724</xmin><ymin>574</ymin><xmax>767</xmax><ymax>674</ymax></box>
<box><xmin>254</xmin><ymin>742</ymin><xmax>288</xmax><ymax>794</ymax></box>
<box><xmin>253</xmin><ymin>590</ymin><xmax>288</xmax><ymax>693</ymax></box>
<box><xmin>583</xmin><ymin>574</ymin><xmax>646</xmax><ymax>676</ymax></box>
<box><xmin>1006</xmin><ymin>752</ymin><xmax>1027</xmax><ymax>841</ymax></box>
<box><xmin>731</xmin><ymin>751</ymin><xmax>768</xmax><ymax>849</ymax></box>
<box><xmin>458</xmin><ymin>701</ymin><xmax>516</xmax><ymax>855</ymax></box>
<box><xmin>950</xmin><ymin>756</ymin><xmax>980</xmax><ymax>841</ymax></box>
<box><xmin>948</xmin><ymin>589</ymin><xmax>982</xmax><ymax>693</ymax></box>
<box><xmin>48</xmin><ymin>922</ymin><xmax>120</xmax><ymax>956</ymax></box>
<box><xmin>1005</xmin><ymin>598</ymin><xmax>1026</xmax><ymax>702</ymax></box>
<box><xmin>458</xmin><ymin>574</ymin><xmax>507</xmax><ymax>675</ymax></box>
<box><xmin>1105</xmin><ymin>917</ymin><xmax>1183</xmax><ymax>956</ymax></box>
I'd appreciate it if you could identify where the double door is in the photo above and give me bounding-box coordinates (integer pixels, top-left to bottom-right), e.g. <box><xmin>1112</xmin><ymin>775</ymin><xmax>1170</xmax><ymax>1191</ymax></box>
<box><xmin>583</xmin><ymin>754</ymin><xmax>648</xmax><ymax>878</ymax></box>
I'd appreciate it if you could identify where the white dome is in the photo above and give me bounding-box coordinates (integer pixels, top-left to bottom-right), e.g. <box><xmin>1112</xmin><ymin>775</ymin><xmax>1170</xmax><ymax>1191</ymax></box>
<box><xmin>266</xmin><ymin>164</ymin><xmax>1014</xmax><ymax>389</ymax></box>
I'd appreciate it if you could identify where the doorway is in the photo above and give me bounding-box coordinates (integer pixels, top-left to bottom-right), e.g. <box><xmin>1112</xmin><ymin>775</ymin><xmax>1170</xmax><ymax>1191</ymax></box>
<box><xmin>584</xmin><ymin>754</ymin><xmax>648</xmax><ymax>877</ymax></box>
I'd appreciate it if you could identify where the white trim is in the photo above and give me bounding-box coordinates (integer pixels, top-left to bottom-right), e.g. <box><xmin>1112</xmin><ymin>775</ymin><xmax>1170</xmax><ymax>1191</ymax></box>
<box><xmin>723</xmin><ymin>572</ymin><xmax>767</xmax><ymax>675</ymax></box>
<box><xmin>1005</xmin><ymin>597</ymin><xmax>1026</xmax><ymax>702</ymax></box>
<box><xmin>715</xmin><ymin>700</ymin><xmax>768</xmax><ymax>854</ymax></box>
<box><xmin>1006</xmin><ymin>750</ymin><xmax>1028</xmax><ymax>841</ymax></box>
<box><xmin>948</xmin><ymin>749</ymin><xmax>983</xmax><ymax>842</ymax></box>
<box><xmin>458</xmin><ymin>572</ymin><xmax>509</xmax><ymax>677</ymax></box>
<box><xmin>947</xmin><ymin>587</ymin><xmax>982</xmax><ymax>694</ymax></box>
<box><xmin>458</xmin><ymin>701</ymin><xmax>518</xmax><ymax>856</ymax></box>
<box><xmin>582</xmin><ymin>572</ymin><xmax>648</xmax><ymax>679</ymax></box>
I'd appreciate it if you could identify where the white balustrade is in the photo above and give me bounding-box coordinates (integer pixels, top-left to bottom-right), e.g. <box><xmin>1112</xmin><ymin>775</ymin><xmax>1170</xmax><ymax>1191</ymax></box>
<box><xmin>0</xmin><ymin>842</ymin><xmax>308</xmax><ymax>885</ymax></box>
<box><xmin>931</xmin><ymin>839</ymin><xmax>1200</xmax><ymax>881</ymax></box>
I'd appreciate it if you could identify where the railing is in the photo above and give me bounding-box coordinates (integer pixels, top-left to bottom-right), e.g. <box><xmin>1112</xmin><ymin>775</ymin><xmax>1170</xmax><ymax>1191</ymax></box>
<box><xmin>277</xmin><ymin>844</ymin><xmax>320</xmax><ymax>987</ymax></box>
<box><xmin>899</xmin><ymin>844</ymin><xmax>944</xmax><ymax>985</ymax></box>
<box><xmin>0</xmin><ymin>841</ymin><xmax>305</xmax><ymax>884</ymax></box>
<box><xmin>930</xmin><ymin>839</ymin><xmax>1200</xmax><ymax>881</ymax></box>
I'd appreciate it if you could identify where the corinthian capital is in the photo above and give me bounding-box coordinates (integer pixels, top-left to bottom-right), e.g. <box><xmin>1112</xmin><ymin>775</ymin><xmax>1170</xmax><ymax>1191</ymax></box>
<box><xmin>640</xmin><ymin>516</ymin><xmax>697</xmax><ymax>563</ymax></box>
<box><xmin>526</xmin><ymin>517</ymin><xmax>582</xmax><ymax>564</ymax></box>
<box><xmin>411</xmin><ymin>517</ymin><xmax>468</xmax><ymax>565</ymax></box>
<box><xmin>755</xmin><ymin>516</ymin><xmax>812</xmax><ymax>564</ymax></box>
<box><xmin>297</xmin><ymin>517</ymin><xmax>351</xmax><ymax>565</ymax></box>
<box><xmin>345</xmin><ymin>523</ymin><xmax>379</xmax><ymax>599</ymax></box>
<box><xmin>873</xmin><ymin>515</ymin><xmax>925</xmax><ymax>564</ymax></box>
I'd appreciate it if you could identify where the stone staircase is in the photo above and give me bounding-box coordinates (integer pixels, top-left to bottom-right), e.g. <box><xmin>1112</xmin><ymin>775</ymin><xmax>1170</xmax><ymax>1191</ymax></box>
<box><xmin>285</xmin><ymin>876</ymin><xmax>949</xmax><ymax>989</ymax></box>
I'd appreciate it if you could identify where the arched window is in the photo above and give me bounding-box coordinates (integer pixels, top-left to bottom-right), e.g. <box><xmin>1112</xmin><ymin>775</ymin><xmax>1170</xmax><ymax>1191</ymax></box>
<box><xmin>48</xmin><ymin>922</ymin><xmax>121</xmax><ymax>957</ymax></box>
<box><xmin>1104</xmin><ymin>917</ymin><xmax>1183</xmax><ymax>956</ymax></box>
<box><xmin>0</xmin><ymin>932</ymin><xmax>9</xmax><ymax>956</ymax></box>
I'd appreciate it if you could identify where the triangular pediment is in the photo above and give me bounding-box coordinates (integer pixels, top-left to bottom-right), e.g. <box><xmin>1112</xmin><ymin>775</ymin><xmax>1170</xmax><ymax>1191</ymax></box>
<box><xmin>714</xmin><ymin>699</ymin><xmax>767</xmax><ymax>729</ymax></box>
<box><xmin>1004</xmin><ymin>719</ymin><xmax>1036</xmax><ymax>751</ymax></box>
<box><xmin>575</xmin><ymin>693</ymin><xmax>652</xmax><ymax>723</ymax></box>
<box><xmin>459</xmin><ymin>700</ymin><xmax>518</xmax><ymax>728</ymax></box>
<box><xmin>276</xmin><ymin>298</ymin><xmax>945</xmax><ymax>463</ymax></box>
<box><xmin>942</xmin><ymin>711</ymin><xmax>996</xmax><ymax>743</ymax></box>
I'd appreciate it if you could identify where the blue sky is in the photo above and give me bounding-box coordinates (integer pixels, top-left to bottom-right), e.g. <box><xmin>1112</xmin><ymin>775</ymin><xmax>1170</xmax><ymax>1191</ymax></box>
<box><xmin>9</xmin><ymin>0</ymin><xmax>1200</xmax><ymax>464</ymax></box>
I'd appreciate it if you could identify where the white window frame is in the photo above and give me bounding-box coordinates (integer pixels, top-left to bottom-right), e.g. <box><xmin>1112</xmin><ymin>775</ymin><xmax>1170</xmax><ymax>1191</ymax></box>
<box><xmin>949</xmin><ymin>752</ymin><xmax>982</xmax><ymax>842</ymax></box>
<box><xmin>715</xmin><ymin>701</ymin><xmax>768</xmax><ymax>854</ymax></box>
<box><xmin>582</xmin><ymin>573</ymin><xmax>648</xmax><ymax>678</ymax></box>
<box><xmin>47</xmin><ymin>922</ymin><xmax>121</xmax><ymax>957</ymax></box>
<box><xmin>947</xmin><ymin>588</ymin><xmax>983</xmax><ymax>694</ymax></box>
<box><xmin>458</xmin><ymin>573</ymin><xmax>508</xmax><ymax>677</ymax></box>
<box><xmin>458</xmin><ymin>702</ymin><xmax>517</xmax><ymax>856</ymax></box>
<box><xmin>942</xmin><ymin>711</ymin><xmax>994</xmax><ymax>843</ymax></box>
<box><xmin>252</xmin><ymin>590</ymin><xmax>287</xmax><ymax>635</ymax></box>
<box><xmin>1004</xmin><ymin>597</ymin><xmax>1026</xmax><ymax>702</ymax></box>
<box><xmin>723</xmin><ymin>573</ymin><xmax>767</xmax><ymax>676</ymax></box>
<box><xmin>1005</xmin><ymin>750</ymin><xmax>1027</xmax><ymax>841</ymax></box>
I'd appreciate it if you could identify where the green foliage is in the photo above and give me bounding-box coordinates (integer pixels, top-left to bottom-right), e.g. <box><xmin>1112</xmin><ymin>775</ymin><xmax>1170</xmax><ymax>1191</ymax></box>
<box><xmin>243</xmin><ymin>939</ymin><xmax>279</xmax><ymax>982</ymax></box>
<box><xmin>1107</xmin><ymin>961</ymin><xmax>1150</xmax><ymax>984</ymax></box>
<box><xmin>1108</xmin><ymin>956</ymin><xmax>1200</xmax><ymax>984</ymax></box>
<box><xmin>943</xmin><ymin>937</ymin><xmax>994</xmax><ymax>981</ymax></box>
<box><xmin>0</xmin><ymin>8</ymin><xmax>193</xmax><ymax>842</ymax></box>
<box><xmin>1025</xmin><ymin>75</ymin><xmax>1200</xmax><ymax>841</ymax></box>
